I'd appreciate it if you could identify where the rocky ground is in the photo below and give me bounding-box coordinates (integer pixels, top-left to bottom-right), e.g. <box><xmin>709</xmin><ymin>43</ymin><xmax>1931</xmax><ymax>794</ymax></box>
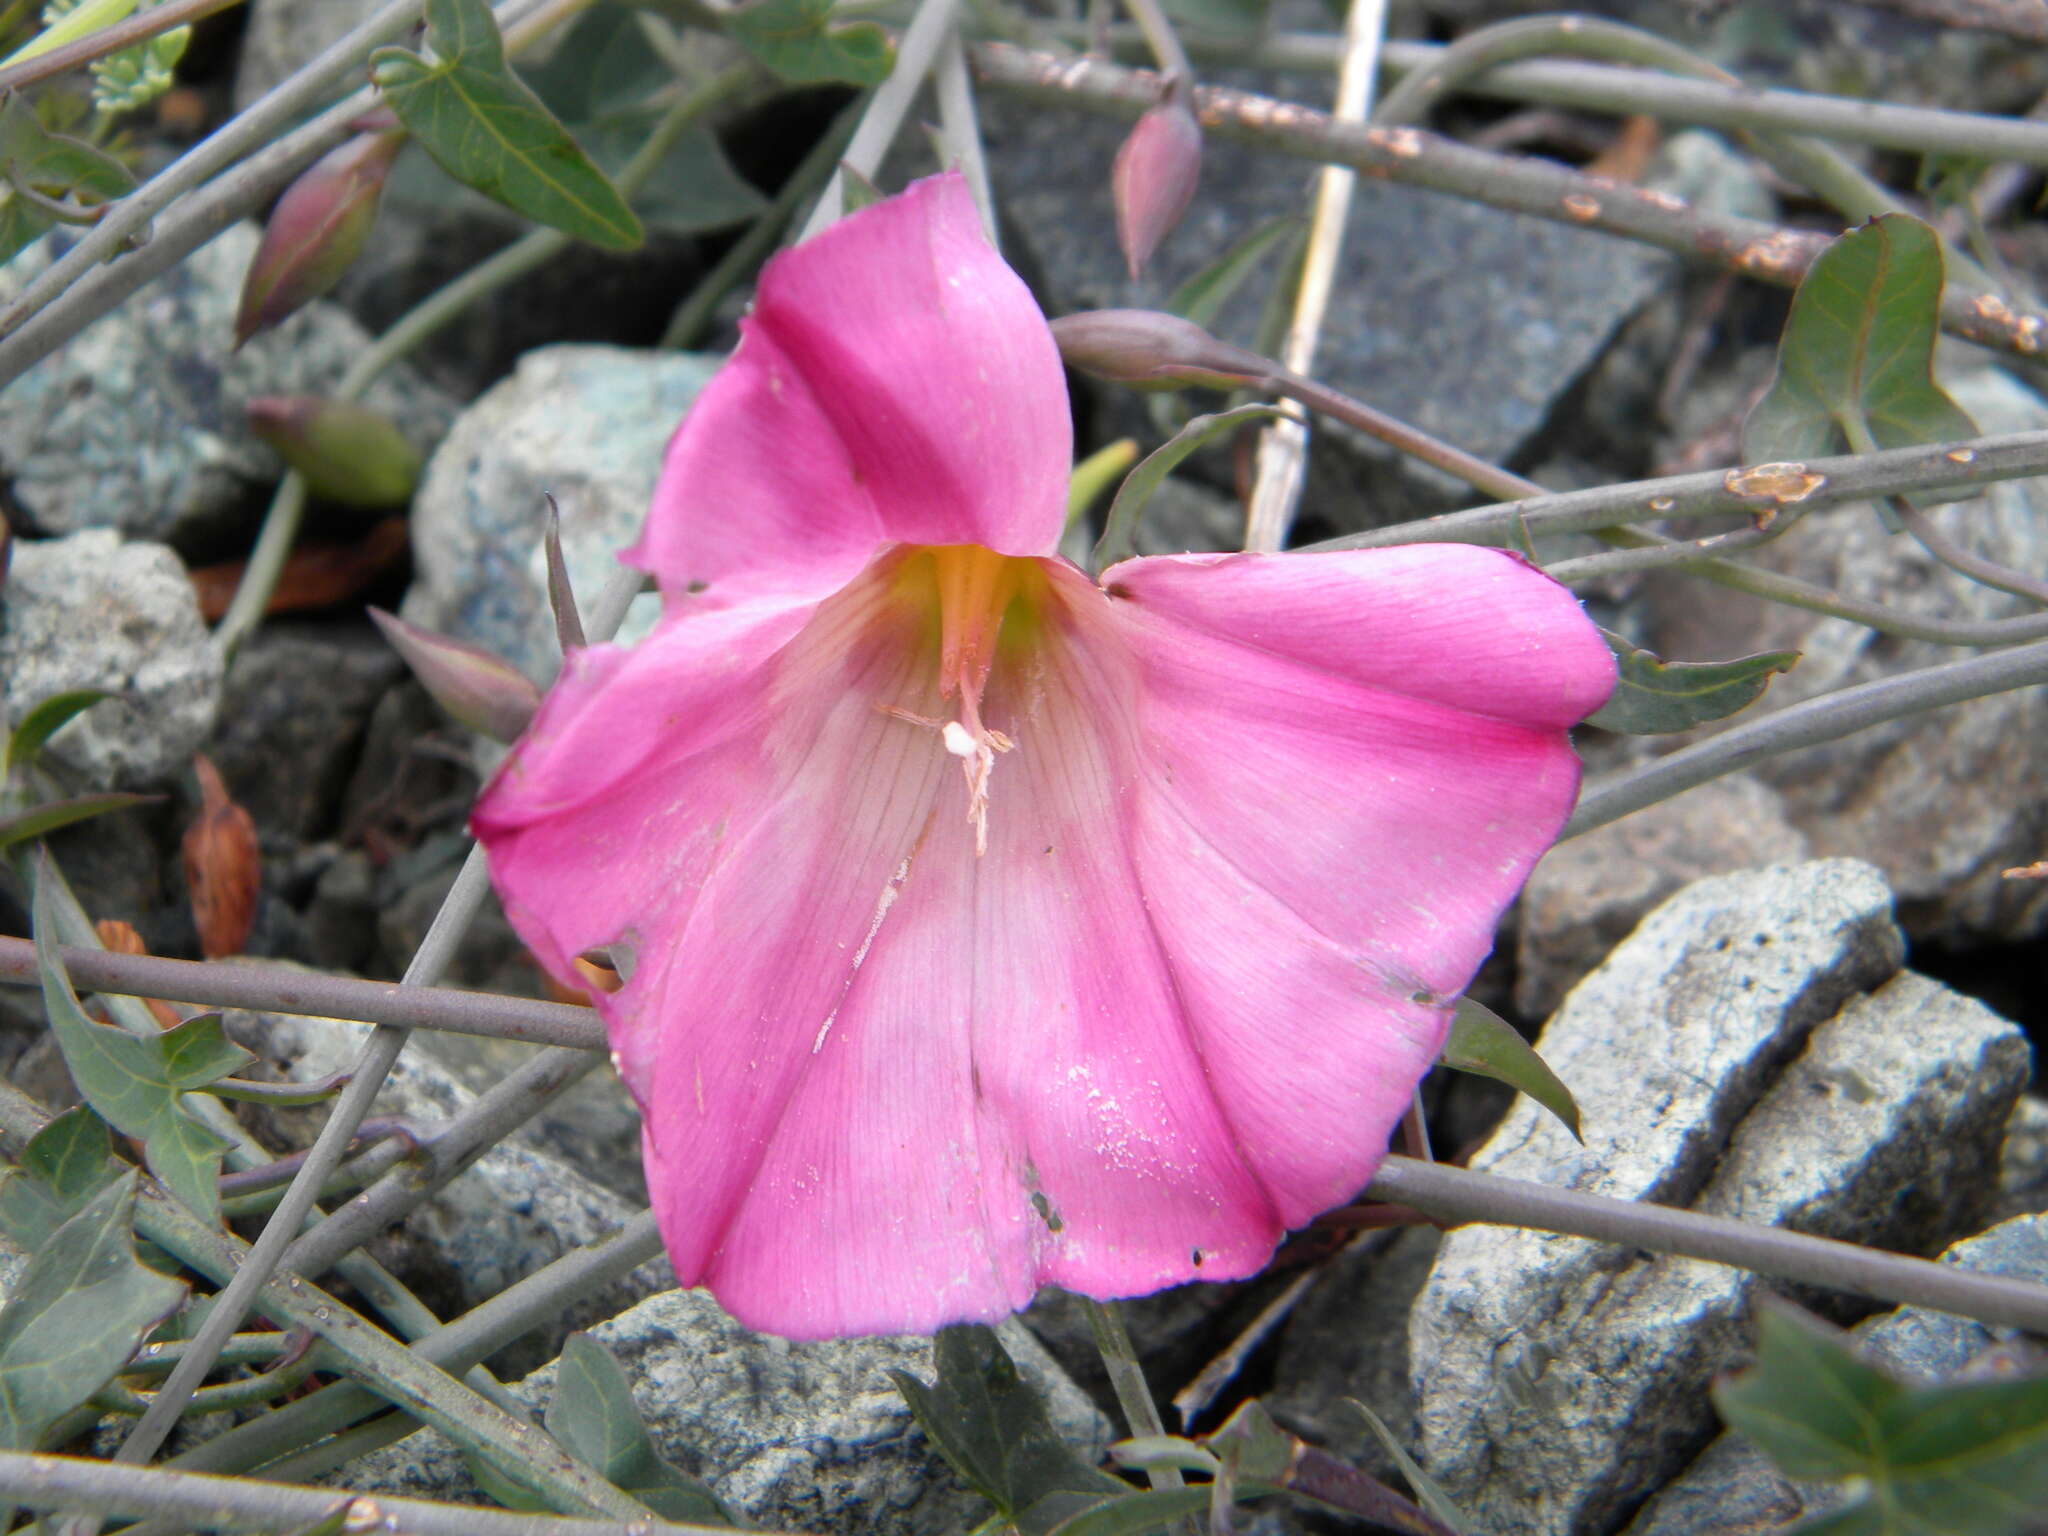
<box><xmin>2</xmin><ymin>0</ymin><xmax>2046</xmax><ymax>1532</ymax></box>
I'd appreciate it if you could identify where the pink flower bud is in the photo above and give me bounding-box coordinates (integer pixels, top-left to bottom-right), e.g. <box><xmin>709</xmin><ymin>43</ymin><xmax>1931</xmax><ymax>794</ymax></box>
<box><xmin>1049</xmin><ymin>308</ymin><xmax>1266</xmax><ymax>391</ymax></box>
<box><xmin>235</xmin><ymin>130</ymin><xmax>404</xmax><ymax>346</ymax></box>
<box><xmin>246</xmin><ymin>395</ymin><xmax>422</xmax><ymax>507</ymax></box>
<box><xmin>1113</xmin><ymin>95</ymin><xmax>1202</xmax><ymax>279</ymax></box>
<box><xmin>368</xmin><ymin>608</ymin><xmax>542</xmax><ymax>744</ymax></box>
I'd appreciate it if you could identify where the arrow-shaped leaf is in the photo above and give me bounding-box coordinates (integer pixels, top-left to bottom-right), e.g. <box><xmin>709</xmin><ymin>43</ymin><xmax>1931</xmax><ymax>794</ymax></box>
<box><xmin>1440</xmin><ymin>997</ymin><xmax>1581</xmax><ymax>1142</ymax></box>
<box><xmin>1743</xmin><ymin>214</ymin><xmax>1977</xmax><ymax>465</ymax></box>
<box><xmin>1715</xmin><ymin>1303</ymin><xmax>2048</xmax><ymax>1536</ymax></box>
<box><xmin>728</xmin><ymin>0</ymin><xmax>894</xmax><ymax>85</ymax></box>
<box><xmin>0</xmin><ymin>1171</ymin><xmax>186</xmax><ymax>1450</ymax></box>
<box><xmin>369</xmin><ymin>0</ymin><xmax>642</xmax><ymax>251</ymax></box>
<box><xmin>546</xmin><ymin>1333</ymin><xmax>731</xmax><ymax>1524</ymax></box>
<box><xmin>1586</xmin><ymin>629</ymin><xmax>1798</xmax><ymax>735</ymax></box>
<box><xmin>0</xmin><ymin>94</ymin><xmax>136</xmax><ymax>265</ymax></box>
<box><xmin>34</xmin><ymin>863</ymin><xmax>253</xmax><ymax>1224</ymax></box>
<box><xmin>892</xmin><ymin>1325</ymin><xmax>1129</xmax><ymax>1536</ymax></box>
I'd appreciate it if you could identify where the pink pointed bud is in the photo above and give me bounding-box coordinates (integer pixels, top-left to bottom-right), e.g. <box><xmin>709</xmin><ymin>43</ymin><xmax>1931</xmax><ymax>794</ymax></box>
<box><xmin>368</xmin><ymin>608</ymin><xmax>542</xmax><ymax>744</ymax></box>
<box><xmin>1113</xmin><ymin>91</ymin><xmax>1202</xmax><ymax>279</ymax></box>
<box><xmin>235</xmin><ymin>130</ymin><xmax>404</xmax><ymax>346</ymax></box>
<box><xmin>246</xmin><ymin>395</ymin><xmax>422</xmax><ymax>507</ymax></box>
<box><xmin>1050</xmin><ymin>308</ymin><xmax>1267</xmax><ymax>392</ymax></box>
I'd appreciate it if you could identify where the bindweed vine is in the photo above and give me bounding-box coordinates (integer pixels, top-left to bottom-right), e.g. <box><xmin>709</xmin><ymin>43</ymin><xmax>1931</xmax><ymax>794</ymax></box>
<box><xmin>3</xmin><ymin>0</ymin><xmax>2048</xmax><ymax>1531</ymax></box>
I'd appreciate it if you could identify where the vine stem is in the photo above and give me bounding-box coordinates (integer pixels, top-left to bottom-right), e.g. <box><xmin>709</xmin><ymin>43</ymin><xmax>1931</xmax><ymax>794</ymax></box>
<box><xmin>0</xmin><ymin>0</ymin><xmax>430</xmax><ymax>348</ymax></box>
<box><xmin>1083</xmin><ymin>1299</ymin><xmax>1184</xmax><ymax>1499</ymax></box>
<box><xmin>0</xmin><ymin>1080</ymin><xmax>649</xmax><ymax>1520</ymax></box>
<box><xmin>210</xmin><ymin>61</ymin><xmax>754</xmax><ymax>661</ymax></box>
<box><xmin>1315</xmin><ymin>430</ymin><xmax>2048</xmax><ymax>556</ymax></box>
<box><xmin>1362</xmin><ymin>1155</ymin><xmax>2048</xmax><ymax>1332</ymax></box>
<box><xmin>1071</xmin><ymin>25</ymin><xmax>2048</xmax><ymax>167</ymax></box>
<box><xmin>0</xmin><ymin>0</ymin><xmax>246</xmax><ymax>95</ymax></box>
<box><xmin>138</xmin><ymin>1216</ymin><xmax>666</xmax><ymax>1504</ymax></box>
<box><xmin>0</xmin><ymin>1451</ymin><xmax>738</xmax><ymax>1536</ymax></box>
<box><xmin>800</xmin><ymin>0</ymin><xmax>962</xmax><ymax>239</ymax></box>
<box><xmin>1565</xmin><ymin>636</ymin><xmax>2048</xmax><ymax>839</ymax></box>
<box><xmin>107</xmin><ymin>560</ymin><xmax>648</xmax><ymax>1478</ymax></box>
<box><xmin>0</xmin><ymin>0</ymin><xmax>587</xmax><ymax>391</ymax></box>
<box><xmin>1243</xmin><ymin>0</ymin><xmax>1385</xmax><ymax>552</ymax></box>
<box><xmin>0</xmin><ymin>938</ymin><xmax>607</xmax><ymax>1047</ymax></box>
<box><xmin>966</xmin><ymin>44</ymin><xmax>2048</xmax><ymax>361</ymax></box>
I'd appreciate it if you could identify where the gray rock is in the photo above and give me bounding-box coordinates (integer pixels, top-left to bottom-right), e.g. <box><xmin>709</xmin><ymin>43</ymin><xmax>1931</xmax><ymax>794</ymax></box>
<box><xmin>1669</xmin><ymin>365</ymin><xmax>2048</xmax><ymax>947</ymax></box>
<box><xmin>0</xmin><ymin>223</ymin><xmax>453</xmax><ymax>545</ymax></box>
<box><xmin>1625</xmin><ymin>1213</ymin><xmax>2048</xmax><ymax>1536</ymax></box>
<box><xmin>978</xmin><ymin>91</ymin><xmax>1671</xmax><ymax>529</ymax></box>
<box><xmin>340</xmin><ymin>1304</ymin><xmax>1109</xmax><ymax>1536</ymax></box>
<box><xmin>2000</xmin><ymin>1093</ymin><xmax>2048</xmax><ymax>1221</ymax></box>
<box><xmin>1513</xmin><ymin>774</ymin><xmax>1810</xmax><ymax>1020</ymax></box>
<box><xmin>209</xmin><ymin>622</ymin><xmax>402</xmax><ymax>843</ymax></box>
<box><xmin>1411</xmin><ymin>861</ymin><xmax>2016</xmax><ymax>1536</ymax></box>
<box><xmin>403</xmin><ymin>345</ymin><xmax>720</xmax><ymax>681</ymax></box>
<box><xmin>0</xmin><ymin>529</ymin><xmax>223</xmax><ymax>787</ymax></box>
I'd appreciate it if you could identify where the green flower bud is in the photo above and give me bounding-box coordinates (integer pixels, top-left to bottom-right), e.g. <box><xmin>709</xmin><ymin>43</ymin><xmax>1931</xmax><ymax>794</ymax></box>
<box><xmin>246</xmin><ymin>395</ymin><xmax>422</xmax><ymax>507</ymax></box>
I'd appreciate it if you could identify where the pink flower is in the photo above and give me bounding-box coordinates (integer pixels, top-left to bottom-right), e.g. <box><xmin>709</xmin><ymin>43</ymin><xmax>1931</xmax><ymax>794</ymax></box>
<box><xmin>473</xmin><ymin>174</ymin><xmax>1615</xmax><ymax>1341</ymax></box>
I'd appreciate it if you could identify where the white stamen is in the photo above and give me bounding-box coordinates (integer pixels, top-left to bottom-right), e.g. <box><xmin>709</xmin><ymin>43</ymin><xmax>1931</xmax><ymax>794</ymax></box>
<box><xmin>941</xmin><ymin>721</ymin><xmax>978</xmax><ymax>758</ymax></box>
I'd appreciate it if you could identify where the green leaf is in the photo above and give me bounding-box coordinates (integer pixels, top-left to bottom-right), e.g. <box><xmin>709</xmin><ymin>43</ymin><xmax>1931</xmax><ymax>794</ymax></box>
<box><xmin>0</xmin><ymin>793</ymin><xmax>154</xmax><ymax>853</ymax></box>
<box><xmin>34</xmin><ymin>865</ymin><xmax>253</xmax><ymax>1223</ymax></box>
<box><xmin>1742</xmin><ymin>215</ymin><xmax>1978</xmax><ymax>465</ymax></box>
<box><xmin>546</xmin><ymin>1333</ymin><xmax>731</xmax><ymax>1524</ymax></box>
<box><xmin>1715</xmin><ymin>1304</ymin><xmax>2048</xmax><ymax>1536</ymax></box>
<box><xmin>1439</xmin><ymin>998</ymin><xmax>1582</xmax><ymax>1141</ymax></box>
<box><xmin>1349</xmin><ymin>1399</ymin><xmax>1471</xmax><ymax>1535</ymax></box>
<box><xmin>0</xmin><ymin>1107</ymin><xmax>121</xmax><ymax>1250</ymax></box>
<box><xmin>520</xmin><ymin>4</ymin><xmax>764</xmax><ymax>237</ymax></box>
<box><xmin>1167</xmin><ymin>214</ymin><xmax>1305</xmax><ymax>333</ymax></box>
<box><xmin>0</xmin><ymin>1171</ymin><xmax>186</xmax><ymax>1450</ymax></box>
<box><xmin>0</xmin><ymin>93</ymin><xmax>135</xmax><ymax>264</ymax></box>
<box><xmin>369</xmin><ymin>0</ymin><xmax>642</xmax><ymax>251</ymax></box>
<box><xmin>1585</xmin><ymin>629</ymin><xmax>1798</xmax><ymax>735</ymax></box>
<box><xmin>1093</xmin><ymin>403</ymin><xmax>1282</xmax><ymax>571</ymax></box>
<box><xmin>1043</xmin><ymin>1487</ymin><xmax>1210</xmax><ymax>1536</ymax></box>
<box><xmin>891</xmin><ymin>1325</ymin><xmax>1129</xmax><ymax>1536</ymax></box>
<box><xmin>4</xmin><ymin>689</ymin><xmax>117</xmax><ymax>778</ymax></box>
<box><xmin>727</xmin><ymin>0</ymin><xmax>893</xmax><ymax>86</ymax></box>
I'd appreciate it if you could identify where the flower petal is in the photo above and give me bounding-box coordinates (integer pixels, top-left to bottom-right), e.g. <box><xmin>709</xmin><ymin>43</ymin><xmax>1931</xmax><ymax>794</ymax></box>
<box><xmin>1098</xmin><ymin>543</ymin><xmax>1615</xmax><ymax>1220</ymax></box>
<box><xmin>629</xmin><ymin>174</ymin><xmax>1073</xmax><ymax>606</ymax></box>
<box><xmin>477</xmin><ymin>541</ymin><xmax>1613</xmax><ymax>1339</ymax></box>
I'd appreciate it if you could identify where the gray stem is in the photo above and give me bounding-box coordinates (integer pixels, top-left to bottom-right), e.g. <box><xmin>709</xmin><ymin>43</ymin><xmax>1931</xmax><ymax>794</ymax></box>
<box><xmin>1366</xmin><ymin>1156</ymin><xmax>2048</xmax><ymax>1332</ymax></box>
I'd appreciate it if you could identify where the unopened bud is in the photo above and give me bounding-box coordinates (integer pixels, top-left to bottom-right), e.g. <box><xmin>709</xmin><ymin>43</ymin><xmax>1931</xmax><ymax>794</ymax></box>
<box><xmin>1113</xmin><ymin>93</ymin><xmax>1202</xmax><ymax>279</ymax></box>
<box><xmin>1050</xmin><ymin>309</ymin><xmax>1267</xmax><ymax>392</ymax></box>
<box><xmin>368</xmin><ymin>608</ymin><xmax>542</xmax><ymax>744</ymax></box>
<box><xmin>235</xmin><ymin>130</ymin><xmax>405</xmax><ymax>346</ymax></box>
<box><xmin>247</xmin><ymin>395</ymin><xmax>422</xmax><ymax>507</ymax></box>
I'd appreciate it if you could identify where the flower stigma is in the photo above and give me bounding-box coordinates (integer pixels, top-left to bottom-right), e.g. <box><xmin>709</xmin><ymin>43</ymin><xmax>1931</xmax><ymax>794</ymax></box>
<box><xmin>876</xmin><ymin>544</ymin><xmax>1056</xmax><ymax>856</ymax></box>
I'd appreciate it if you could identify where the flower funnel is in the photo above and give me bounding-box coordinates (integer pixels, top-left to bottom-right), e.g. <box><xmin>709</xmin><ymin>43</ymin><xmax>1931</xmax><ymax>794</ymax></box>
<box><xmin>473</xmin><ymin>174</ymin><xmax>1615</xmax><ymax>1340</ymax></box>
